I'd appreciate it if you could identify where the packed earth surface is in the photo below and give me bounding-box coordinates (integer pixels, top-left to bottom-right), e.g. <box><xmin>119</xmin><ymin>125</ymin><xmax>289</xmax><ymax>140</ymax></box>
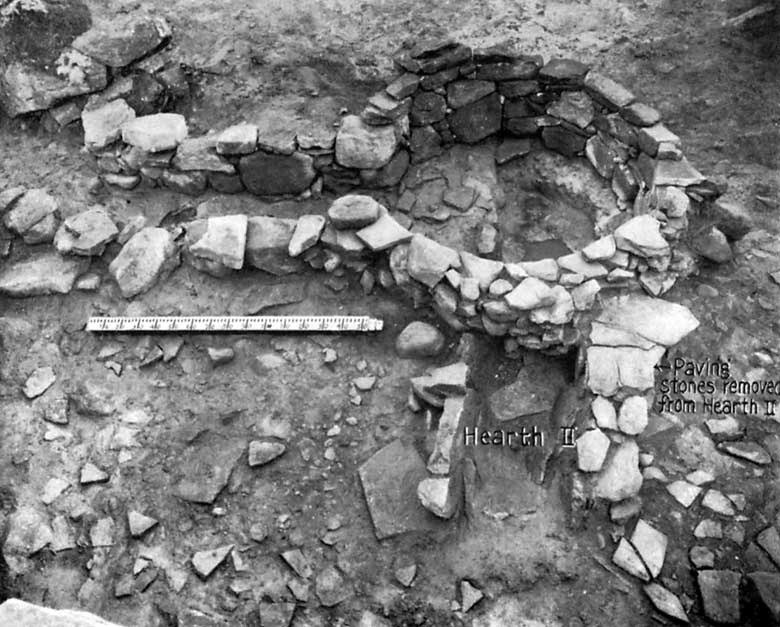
<box><xmin>1</xmin><ymin>1</ymin><xmax>780</xmax><ymax>626</ymax></box>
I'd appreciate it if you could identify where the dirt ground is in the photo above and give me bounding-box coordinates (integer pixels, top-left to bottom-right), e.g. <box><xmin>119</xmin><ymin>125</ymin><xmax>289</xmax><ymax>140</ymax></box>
<box><xmin>1</xmin><ymin>0</ymin><xmax>780</xmax><ymax>625</ymax></box>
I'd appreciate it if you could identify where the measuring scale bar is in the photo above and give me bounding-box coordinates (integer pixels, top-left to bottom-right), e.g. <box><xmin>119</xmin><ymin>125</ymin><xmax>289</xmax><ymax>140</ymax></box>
<box><xmin>86</xmin><ymin>315</ymin><xmax>384</xmax><ymax>333</ymax></box>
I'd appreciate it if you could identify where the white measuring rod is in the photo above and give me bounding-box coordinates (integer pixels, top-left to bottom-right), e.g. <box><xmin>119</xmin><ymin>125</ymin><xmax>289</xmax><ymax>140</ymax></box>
<box><xmin>86</xmin><ymin>315</ymin><xmax>384</xmax><ymax>333</ymax></box>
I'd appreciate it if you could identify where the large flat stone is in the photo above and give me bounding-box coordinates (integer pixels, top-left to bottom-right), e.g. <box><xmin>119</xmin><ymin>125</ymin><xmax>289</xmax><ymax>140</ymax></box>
<box><xmin>359</xmin><ymin>439</ymin><xmax>438</xmax><ymax>539</ymax></box>
<box><xmin>0</xmin><ymin>252</ymin><xmax>86</xmax><ymax>297</ymax></box>
<box><xmin>487</xmin><ymin>367</ymin><xmax>563</xmax><ymax>422</ymax></box>
<box><xmin>614</xmin><ymin>215</ymin><xmax>670</xmax><ymax>258</ymax></box>
<box><xmin>175</xmin><ymin>437</ymin><xmax>245</xmax><ymax>504</ymax></box>
<box><xmin>586</xmin><ymin>345</ymin><xmax>665</xmax><ymax>397</ymax></box>
<box><xmin>122</xmin><ymin>113</ymin><xmax>188</xmax><ymax>152</ymax></box>
<box><xmin>238</xmin><ymin>151</ymin><xmax>315</xmax><ymax>196</ymax></box>
<box><xmin>447</xmin><ymin>93</ymin><xmax>502</xmax><ymax>144</ymax></box>
<box><xmin>596</xmin><ymin>293</ymin><xmax>699</xmax><ymax>348</ymax></box>
<box><xmin>0</xmin><ymin>599</ymin><xmax>125</xmax><ymax>627</ymax></box>
<box><xmin>186</xmin><ymin>214</ymin><xmax>247</xmax><ymax>271</ymax></box>
<box><xmin>356</xmin><ymin>211</ymin><xmax>412</xmax><ymax>251</ymax></box>
<box><xmin>82</xmin><ymin>99</ymin><xmax>136</xmax><ymax>150</ymax></box>
<box><xmin>3</xmin><ymin>188</ymin><xmax>59</xmax><ymax>241</ymax></box>
<box><xmin>172</xmin><ymin>135</ymin><xmax>235</xmax><ymax>173</ymax></box>
<box><xmin>698</xmin><ymin>570</ymin><xmax>741</xmax><ymax>625</ymax></box>
<box><xmin>54</xmin><ymin>207</ymin><xmax>118</xmax><ymax>256</ymax></box>
<box><xmin>72</xmin><ymin>15</ymin><xmax>171</xmax><ymax>67</ymax></box>
<box><xmin>595</xmin><ymin>440</ymin><xmax>643</xmax><ymax>502</ymax></box>
<box><xmin>406</xmin><ymin>234</ymin><xmax>461</xmax><ymax>288</ymax></box>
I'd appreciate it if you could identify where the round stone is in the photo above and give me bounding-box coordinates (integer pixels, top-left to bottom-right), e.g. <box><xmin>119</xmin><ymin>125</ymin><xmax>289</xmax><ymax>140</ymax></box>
<box><xmin>395</xmin><ymin>321</ymin><xmax>445</xmax><ymax>358</ymax></box>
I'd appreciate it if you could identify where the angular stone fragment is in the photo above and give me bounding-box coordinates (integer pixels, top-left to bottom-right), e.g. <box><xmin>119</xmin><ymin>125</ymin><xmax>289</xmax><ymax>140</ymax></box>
<box><xmin>72</xmin><ymin>15</ymin><xmax>171</xmax><ymax>67</ymax></box>
<box><xmin>693</xmin><ymin>225</ymin><xmax>732</xmax><ymax>263</ymax></box>
<box><xmin>596</xmin><ymin>293</ymin><xmax>699</xmax><ymax>348</ymax></box>
<box><xmin>406</xmin><ymin>234</ymin><xmax>461</xmax><ymax>288</ymax></box>
<box><xmin>122</xmin><ymin>113</ymin><xmax>188</xmax><ymax>152</ymax></box>
<box><xmin>288</xmin><ymin>214</ymin><xmax>326</xmax><ymax>257</ymax></box>
<box><xmin>631</xmin><ymin>519</ymin><xmax>667</xmax><ymax>578</ymax></box>
<box><xmin>620</xmin><ymin>102</ymin><xmax>661</xmax><ymax>127</ymax></box>
<box><xmin>248</xmin><ymin>440</ymin><xmax>286</xmax><ymax>466</ymax></box>
<box><xmin>547</xmin><ymin>91</ymin><xmax>594</xmax><ymax>128</ymax></box>
<box><xmin>23</xmin><ymin>366</ymin><xmax>56</xmax><ymax>399</ymax></box>
<box><xmin>54</xmin><ymin>207</ymin><xmax>118</xmax><ymax>256</ymax></box>
<box><xmin>109</xmin><ymin>227</ymin><xmax>179</xmax><ymax>298</ymax></box>
<box><xmin>335</xmin><ymin>115</ymin><xmax>398</xmax><ymax>169</ymax></box>
<box><xmin>174</xmin><ymin>438</ymin><xmax>244</xmax><ymax>504</ymax></box>
<box><xmin>718</xmin><ymin>441</ymin><xmax>771</xmax><ymax>465</ymax></box>
<box><xmin>82</xmin><ymin>99</ymin><xmax>136</xmax><ymax>150</ymax></box>
<box><xmin>239</xmin><ymin>151</ymin><xmax>315</xmax><ymax>196</ymax></box>
<box><xmin>539</xmin><ymin>58</ymin><xmax>589</xmax><ymax>83</ymax></box>
<box><xmin>541</xmin><ymin>125</ymin><xmax>587</xmax><ymax>157</ymax></box>
<box><xmin>359</xmin><ymin>439</ymin><xmax>438</xmax><ymax>539</ymax></box>
<box><xmin>128</xmin><ymin>511</ymin><xmax>158</xmax><ymax>538</ymax></box>
<box><xmin>666</xmin><ymin>481</ymin><xmax>701</xmax><ymax>507</ymax></box>
<box><xmin>245</xmin><ymin>217</ymin><xmax>303</xmax><ymax>275</ymax></box>
<box><xmin>577</xmin><ymin>428</ymin><xmax>610</xmax><ymax>472</ymax></box>
<box><xmin>328</xmin><ymin>194</ymin><xmax>381</xmax><ymax>229</ymax></box>
<box><xmin>583</xmin><ymin>72</ymin><xmax>635</xmax><ymax>110</ymax></box>
<box><xmin>461</xmin><ymin>580</ymin><xmax>484</xmax><ymax>612</ymax></box>
<box><xmin>697</xmin><ymin>570</ymin><xmax>741</xmax><ymax>625</ymax></box>
<box><xmin>694</xmin><ymin>519</ymin><xmax>723</xmax><ymax>539</ymax></box>
<box><xmin>520</xmin><ymin>258</ymin><xmax>559</xmax><ymax>281</ymax></box>
<box><xmin>529</xmin><ymin>285</ymin><xmax>574</xmax><ymax>325</ymax></box>
<box><xmin>0</xmin><ymin>253</ymin><xmax>86</xmax><ymax>297</ymax></box>
<box><xmin>172</xmin><ymin>135</ymin><xmax>234</xmax><ymax>173</ymax></box>
<box><xmin>3</xmin><ymin>188</ymin><xmax>59</xmax><ymax>240</ymax></box>
<box><xmin>192</xmin><ymin>545</ymin><xmax>233</xmax><ymax>579</ymax></box>
<box><xmin>757</xmin><ymin>526</ymin><xmax>780</xmax><ymax>568</ymax></box>
<box><xmin>747</xmin><ymin>572</ymin><xmax>780</xmax><ymax>624</ymax></box>
<box><xmin>614</xmin><ymin>215</ymin><xmax>670</xmax><ymax>258</ymax></box>
<box><xmin>617</xmin><ymin>396</ymin><xmax>648</xmax><ymax>435</ymax></box>
<box><xmin>447</xmin><ymin>93</ymin><xmax>502</xmax><ymax>143</ymax></box>
<box><xmin>386</xmin><ymin>73</ymin><xmax>421</xmax><ymax>100</ymax></box>
<box><xmin>356</xmin><ymin>211</ymin><xmax>412</xmax><ymax>251</ymax></box>
<box><xmin>316</xmin><ymin>565</ymin><xmax>351</xmax><ymax>607</ymax></box>
<box><xmin>557</xmin><ymin>252</ymin><xmax>608</xmax><ymax>279</ymax></box>
<box><xmin>586</xmin><ymin>345</ymin><xmax>665</xmax><ymax>396</ymax></box>
<box><xmin>428</xmin><ymin>396</ymin><xmax>467</xmax><ymax>475</ymax></box>
<box><xmin>216</xmin><ymin>123</ymin><xmax>258</xmax><ymax>155</ymax></box>
<box><xmin>595</xmin><ymin>440</ymin><xmax>642</xmax><ymax>502</ymax></box>
<box><xmin>612</xmin><ymin>537</ymin><xmax>649</xmax><ymax>581</ymax></box>
<box><xmin>702</xmin><ymin>489</ymin><xmax>736</xmax><ymax>516</ymax></box>
<box><xmin>644</xmin><ymin>583</ymin><xmax>688</xmax><ymax>623</ymax></box>
<box><xmin>592</xmin><ymin>396</ymin><xmax>617</xmax><ymax>430</ymax></box>
<box><xmin>417</xmin><ymin>476</ymin><xmax>458</xmax><ymax>519</ymax></box>
<box><xmin>571</xmin><ymin>279</ymin><xmax>600</xmax><ymax>310</ymax></box>
<box><xmin>446</xmin><ymin>80</ymin><xmax>495</xmax><ymax>108</ymax></box>
<box><xmin>504</xmin><ymin>277</ymin><xmax>555</xmax><ymax>310</ymax></box>
<box><xmin>90</xmin><ymin>517</ymin><xmax>115</xmax><ymax>547</ymax></box>
<box><xmin>187</xmin><ymin>214</ymin><xmax>247</xmax><ymax>271</ymax></box>
<box><xmin>582</xmin><ymin>235</ymin><xmax>616</xmax><ymax>261</ymax></box>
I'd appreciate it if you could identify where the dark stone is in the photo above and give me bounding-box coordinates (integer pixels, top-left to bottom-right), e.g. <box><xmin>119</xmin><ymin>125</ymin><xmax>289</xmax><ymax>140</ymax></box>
<box><xmin>411</xmin><ymin>92</ymin><xmax>447</xmax><ymax>126</ymax></box>
<box><xmin>583</xmin><ymin>71</ymin><xmax>635</xmax><ymax>111</ymax></box>
<box><xmin>175</xmin><ymin>436</ymin><xmax>245</xmax><ymax>504</ymax></box>
<box><xmin>432</xmin><ymin>120</ymin><xmax>455</xmax><ymax>144</ymax></box>
<box><xmin>361</xmin><ymin>149</ymin><xmax>410</xmax><ymax>188</ymax></box>
<box><xmin>499</xmin><ymin>80</ymin><xmax>539</xmax><ymax>99</ymax></box>
<box><xmin>410</xmin><ymin>38</ymin><xmax>456</xmax><ymax>59</ymax></box>
<box><xmin>416</xmin><ymin>44</ymin><xmax>472</xmax><ymax>75</ymax></box>
<box><xmin>612</xmin><ymin>163</ymin><xmax>639</xmax><ymax>201</ymax></box>
<box><xmin>245</xmin><ymin>217</ymin><xmax>304</xmax><ymax>275</ymax></box>
<box><xmin>503</xmin><ymin>98</ymin><xmax>535</xmax><ymax>119</ymax></box>
<box><xmin>746</xmin><ymin>572</ymin><xmax>780</xmax><ymax>624</ymax></box>
<box><xmin>409</xmin><ymin>125</ymin><xmax>443</xmax><ymax>163</ymax></box>
<box><xmin>473</xmin><ymin>43</ymin><xmax>526</xmax><ymax>63</ymax></box>
<box><xmin>420</xmin><ymin>66</ymin><xmax>460</xmax><ymax>91</ymax></box>
<box><xmin>593</xmin><ymin>113</ymin><xmax>638</xmax><ymax>146</ymax></box>
<box><xmin>238</xmin><ymin>151</ymin><xmax>315</xmax><ymax>196</ymax></box>
<box><xmin>161</xmin><ymin>170</ymin><xmax>207</xmax><ymax>195</ymax></box>
<box><xmin>475</xmin><ymin>57</ymin><xmax>540</xmax><ymax>81</ymax></box>
<box><xmin>496</xmin><ymin>138</ymin><xmax>532</xmax><ymax>165</ymax></box>
<box><xmin>692</xmin><ymin>225</ymin><xmax>732</xmax><ymax>263</ymax></box>
<box><xmin>386</xmin><ymin>73</ymin><xmax>421</xmax><ymax>99</ymax></box>
<box><xmin>709</xmin><ymin>197</ymin><xmax>753</xmax><ymax>240</ymax></box>
<box><xmin>539</xmin><ymin>58</ymin><xmax>590</xmax><ymax>84</ymax></box>
<box><xmin>505</xmin><ymin>116</ymin><xmax>558</xmax><ymax>137</ymax></box>
<box><xmin>697</xmin><ymin>570</ymin><xmax>741</xmax><ymax>625</ymax></box>
<box><xmin>208</xmin><ymin>172</ymin><xmax>244</xmax><ymax>194</ymax></box>
<box><xmin>447</xmin><ymin>80</ymin><xmax>495</xmax><ymax>109</ymax></box>
<box><xmin>358</xmin><ymin>439</ymin><xmax>440</xmax><ymax>539</ymax></box>
<box><xmin>447</xmin><ymin>93</ymin><xmax>502</xmax><ymax>144</ymax></box>
<box><xmin>363</xmin><ymin>92</ymin><xmax>411</xmax><ymax>124</ymax></box>
<box><xmin>541</xmin><ymin>124</ymin><xmax>587</xmax><ymax>157</ymax></box>
<box><xmin>321</xmin><ymin>164</ymin><xmax>362</xmax><ymax>194</ymax></box>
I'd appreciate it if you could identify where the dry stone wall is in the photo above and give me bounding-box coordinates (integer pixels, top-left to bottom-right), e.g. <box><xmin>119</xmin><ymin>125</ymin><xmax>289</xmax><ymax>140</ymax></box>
<box><xmin>35</xmin><ymin>38</ymin><xmax>720</xmax><ymax>354</ymax></box>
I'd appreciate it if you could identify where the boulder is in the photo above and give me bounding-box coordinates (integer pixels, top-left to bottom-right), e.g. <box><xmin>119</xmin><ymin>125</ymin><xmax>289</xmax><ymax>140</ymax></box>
<box><xmin>82</xmin><ymin>99</ymin><xmax>136</xmax><ymax>150</ymax></box>
<box><xmin>0</xmin><ymin>252</ymin><xmax>86</xmax><ymax>297</ymax></box>
<box><xmin>54</xmin><ymin>207</ymin><xmax>118</xmax><ymax>256</ymax></box>
<box><xmin>121</xmin><ymin>113</ymin><xmax>188</xmax><ymax>152</ymax></box>
<box><xmin>245</xmin><ymin>216</ymin><xmax>303</xmax><ymax>275</ymax></box>
<box><xmin>335</xmin><ymin>115</ymin><xmax>398</xmax><ymax>169</ymax></box>
<box><xmin>71</xmin><ymin>14</ymin><xmax>171</xmax><ymax>67</ymax></box>
<box><xmin>0</xmin><ymin>599</ymin><xmax>125</xmax><ymax>627</ymax></box>
<box><xmin>108</xmin><ymin>227</ymin><xmax>179</xmax><ymax>298</ymax></box>
<box><xmin>216</xmin><ymin>123</ymin><xmax>258</xmax><ymax>155</ymax></box>
<box><xmin>238</xmin><ymin>151</ymin><xmax>315</xmax><ymax>196</ymax></box>
<box><xmin>0</xmin><ymin>58</ymin><xmax>107</xmax><ymax>117</ymax></box>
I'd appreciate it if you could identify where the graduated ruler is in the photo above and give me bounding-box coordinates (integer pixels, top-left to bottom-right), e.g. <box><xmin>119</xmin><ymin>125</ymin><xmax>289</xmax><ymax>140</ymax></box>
<box><xmin>86</xmin><ymin>315</ymin><xmax>384</xmax><ymax>333</ymax></box>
